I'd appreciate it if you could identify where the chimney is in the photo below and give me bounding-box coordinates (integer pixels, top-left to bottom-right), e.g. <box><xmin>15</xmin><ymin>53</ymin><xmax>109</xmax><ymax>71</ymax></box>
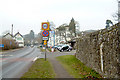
<box><xmin>11</xmin><ymin>24</ymin><xmax>13</xmax><ymax>36</ymax></box>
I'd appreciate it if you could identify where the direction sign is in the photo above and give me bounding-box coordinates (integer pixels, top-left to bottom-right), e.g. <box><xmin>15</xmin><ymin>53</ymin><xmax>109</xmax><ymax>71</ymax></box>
<box><xmin>42</xmin><ymin>22</ymin><xmax>50</xmax><ymax>30</ymax></box>
<box><xmin>42</xmin><ymin>30</ymin><xmax>49</xmax><ymax>37</ymax></box>
<box><xmin>42</xmin><ymin>37</ymin><xmax>49</xmax><ymax>40</ymax></box>
<box><xmin>0</xmin><ymin>44</ymin><xmax>4</xmax><ymax>47</ymax></box>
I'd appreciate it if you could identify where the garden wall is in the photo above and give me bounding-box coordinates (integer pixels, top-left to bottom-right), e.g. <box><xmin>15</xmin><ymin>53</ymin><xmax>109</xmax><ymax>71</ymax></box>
<box><xmin>76</xmin><ymin>23</ymin><xmax>120</xmax><ymax>78</ymax></box>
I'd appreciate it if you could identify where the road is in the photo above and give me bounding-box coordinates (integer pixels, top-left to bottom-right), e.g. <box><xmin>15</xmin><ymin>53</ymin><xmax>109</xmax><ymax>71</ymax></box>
<box><xmin>0</xmin><ymin>46</ymin><xmax>42</xmax><ymax>79</ymax></box>
<box><xmin>0</xmin><ymin>46</ymin><xmax>75</xmax><ymax>79</ymax></box>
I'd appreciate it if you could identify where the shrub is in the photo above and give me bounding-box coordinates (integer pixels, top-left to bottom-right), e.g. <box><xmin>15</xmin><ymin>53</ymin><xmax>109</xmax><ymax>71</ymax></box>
<box><xmin>0</xmin><ymin>38</ymin><xmax>19</xmax><ymax>50</ymax></box>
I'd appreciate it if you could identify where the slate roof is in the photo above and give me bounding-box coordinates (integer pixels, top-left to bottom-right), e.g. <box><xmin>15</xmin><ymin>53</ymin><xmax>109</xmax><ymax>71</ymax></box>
<box><xmin>3</xmin><ymin>33</ymin><xmax>13</xmax><ymax>38</ymax></box>
<box><xmin>14</xmin><ymin>32</ymin><xmax>23</xmax><ymax>38</ymax></box>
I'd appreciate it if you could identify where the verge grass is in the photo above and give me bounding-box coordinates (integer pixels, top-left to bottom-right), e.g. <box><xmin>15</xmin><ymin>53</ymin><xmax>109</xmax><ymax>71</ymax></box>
<box><xmin>56</xmin><ymin>55</ymin><xmax>102</xmax><ymax>78</ymax></box>
<box><xmin>40</xmin><ymin>48</ymin><xmax>46</xmax><ymax>52</ymax></box>
<box><xmin>21</xmin><ymin>58</ymin><xmax>55</xmax><ymax>78</ymax></box>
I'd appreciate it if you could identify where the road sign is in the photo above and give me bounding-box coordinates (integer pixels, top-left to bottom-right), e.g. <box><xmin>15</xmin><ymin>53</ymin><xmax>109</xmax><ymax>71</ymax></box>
<box><xmin>42</xmin><ymin>22</ymin><xmax>50</xmax><ymax>30</ymax></box>
<box><xmin>42</xmin><ymin>30</ymin><xmax>49</xmax><ymax>37</ymax></box>
<box><xmin>0</xmin><ymin>44</ymin><xmax>4</xmax><ymax>47</ymax></box>
<box><xmin>43</xmin><ymin>37</ymin><xmax>49</xmax><ymax>40</ymax></box>
<box><xmin>44</xmin><ymin>40</ymin><xmax>47</xmax><ymax>45</ymax></box>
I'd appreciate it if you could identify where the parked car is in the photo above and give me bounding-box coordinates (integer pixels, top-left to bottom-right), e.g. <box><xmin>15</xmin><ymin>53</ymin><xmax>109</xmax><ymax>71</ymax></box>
<box><xmin>31</xmin><ymin>45</ymin><xmax>34</xmax><ymax>48</ymax></box>
<box><xmin>53</xmin><ymin>45</ymin><xmax>58</xmax><ymax>49</ymax></box>
<box><xmin>56</xmin><ymin>44</ymin><xmax>64</xmax><ymax>50</ymax></box>
<box><xmin>57</xmin><ymin>45</ymin><xmax>72</xmax><ymax>52</ymax></box>
<box><xmin>39</xmin><ymin>45</ymin><xmax>43</xmax><ymax>48</ymax></box>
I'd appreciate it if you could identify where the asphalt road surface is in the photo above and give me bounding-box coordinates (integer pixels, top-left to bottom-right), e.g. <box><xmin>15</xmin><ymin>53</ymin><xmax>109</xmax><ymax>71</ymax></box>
<box><xmin>0</xmin><ymin>46</ymin><xmax>42</xmax><ymax>79</ymax></box>
<box><xmin>0</xmin><ymin>46</ymin><xmax>75</xmax><ymax>79</ymax></box>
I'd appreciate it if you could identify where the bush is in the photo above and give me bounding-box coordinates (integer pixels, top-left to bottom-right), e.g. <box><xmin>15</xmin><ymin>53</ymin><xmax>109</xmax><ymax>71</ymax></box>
<box><xmin>0</xmin><ymin>38</ymin><xmax>19</xmax><ymax>50</ymax></box>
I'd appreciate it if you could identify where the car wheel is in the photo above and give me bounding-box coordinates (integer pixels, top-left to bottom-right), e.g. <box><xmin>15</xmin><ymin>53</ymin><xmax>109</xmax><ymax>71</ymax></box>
<box><xmin>67</xmin><ymin>49</ymin><xmax>71</xmax><ymax>51</ymax></box>
<box><xmin>61</xmin><ymin>49</ymin><xmax>63</xmax><ymax>52</ymax></box>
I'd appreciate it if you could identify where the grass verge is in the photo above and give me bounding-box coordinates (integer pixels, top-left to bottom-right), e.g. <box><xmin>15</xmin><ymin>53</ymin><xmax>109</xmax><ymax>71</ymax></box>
<box><xmin>21</xmin><ymin>58</ymin><xmax>55</xmax><ymax>78</ymax></box>
<box><xmin>56</xmin><ymin>55</ymin><xmax>102</xmax><ymax>78</ymax></box>
<box><xmin>40</xmin><ymin>48</ymin><xmax>46</xmax><ymax>52</ymax></box>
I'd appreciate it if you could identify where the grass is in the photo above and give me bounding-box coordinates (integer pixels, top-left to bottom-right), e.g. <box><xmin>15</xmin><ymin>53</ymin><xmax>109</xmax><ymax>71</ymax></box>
<box><xmin>21</xmin><ymin>58</ymin><xmax>55</xmax><ymax>78</ymax></box>
<box><xmin>40</xmin><ymin>48</ymin><xmax>46</xmax><ymax>52</ymax></box>
<box><xmin>47</xmin><ymin>48</ymin><xmax>51</xmax><ymax>52</ymax></box>
<box><xmin>56</xmin><ymin>55</ymin><xmax>102</xmax><ymax>78</ymax></box>
<box><xmin>0</xmin><ymin>50</ymin><xmax>2</xmax><ymax>52</ymax></box>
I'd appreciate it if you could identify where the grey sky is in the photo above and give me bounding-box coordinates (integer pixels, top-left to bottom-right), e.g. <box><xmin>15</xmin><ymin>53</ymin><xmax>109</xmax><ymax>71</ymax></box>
<box><xmin>0</xmin><ymin>0</ymin><xmax>118</xmax><ymax>36</ymax></box>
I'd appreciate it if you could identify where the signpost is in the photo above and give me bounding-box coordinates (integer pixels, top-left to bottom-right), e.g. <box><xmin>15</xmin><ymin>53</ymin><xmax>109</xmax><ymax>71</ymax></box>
<box><xmin>41</xmin><ymin>22</ymin><xmax>50</xmax><ymax>61</ymax></box>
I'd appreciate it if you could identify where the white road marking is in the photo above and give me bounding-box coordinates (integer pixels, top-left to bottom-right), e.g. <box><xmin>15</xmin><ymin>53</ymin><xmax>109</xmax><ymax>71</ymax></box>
<box><xmin>32</xmin><ymin>57</ymin><xmax>39</xmax><ymax>62</ymax></box>
<box><xmin>0</xmin><ymin>55</ymin><xmax>13</xmax><ymax>57</ymax></box>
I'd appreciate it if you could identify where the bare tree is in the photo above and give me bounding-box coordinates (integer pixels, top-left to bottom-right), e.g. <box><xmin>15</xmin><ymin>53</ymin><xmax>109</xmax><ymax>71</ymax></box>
<box><xmin>112</xmin><ymin>12</ymin><xmax>118</xmax><ymax>22</ymax></box>
<box><xmin>2</xmin><ymin>30</ymin><xmax>10</xmax><ymax>36</ymax></box>
<box><xmin>57</xmin><ymin>23</ymin><xmax>68</xmax><ymax>42</ymax></box>
<box><xmin>112</xmin><ymin>0</ymin><xmax>120</xmax><ymax>22</ymax></box>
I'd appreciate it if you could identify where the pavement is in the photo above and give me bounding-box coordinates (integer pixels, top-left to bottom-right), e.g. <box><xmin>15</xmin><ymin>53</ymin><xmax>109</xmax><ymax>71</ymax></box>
<box><xmin>41</xmin><ymin>49</ymin><xmax>76</xmax><ymax>78</ymax></box>
<box><xmin>49</xmin><ymin>58</ymin><xmax>73</xmax><ymax>78</ymax></box>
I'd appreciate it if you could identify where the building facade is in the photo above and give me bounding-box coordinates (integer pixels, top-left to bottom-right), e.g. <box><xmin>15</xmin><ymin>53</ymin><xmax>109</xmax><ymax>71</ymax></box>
<box><xmin>14</xmin><ymin>32</ymin><xmax>24</xmax><ymax>47</ymax></box>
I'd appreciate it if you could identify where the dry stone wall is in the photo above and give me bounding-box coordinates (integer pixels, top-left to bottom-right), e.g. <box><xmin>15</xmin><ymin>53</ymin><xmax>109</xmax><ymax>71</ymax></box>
<box><xmin>76</xmin><ymin>23</ymin><xmax>120</xmax><ymax>78</ymax></box>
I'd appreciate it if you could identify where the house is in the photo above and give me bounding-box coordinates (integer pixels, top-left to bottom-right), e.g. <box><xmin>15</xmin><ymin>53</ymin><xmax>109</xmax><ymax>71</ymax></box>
<box><xmin>14</xmin><ymin>32</ymin><xmax>24</xmax><ymax>47</ymax></box>
<box><xmin>3</xmin><ymin>33</ymin><xmax>13</xmax><ymax>39</ymax></box>
<box><xmin>55</xmin><ymin>26</ymin><xmax>72</xmax><ymax>45</ymax></box>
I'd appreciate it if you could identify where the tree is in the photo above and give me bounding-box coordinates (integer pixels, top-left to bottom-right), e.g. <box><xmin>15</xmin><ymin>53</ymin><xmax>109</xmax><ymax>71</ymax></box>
<box><xmin>105</xmin><ymin>20</ymin><xmax>113</xmax><ymax>28</ymax></box>
<box><xmin>112</xmin><ymin>0</ymin><xmax>120</xmax><ymax>22</ymax></box>
<box><xmin>29</xmin><ymin>30</ymin><xmax>34</xmax><ymax>40</ymax></box>
<box><xmin>69</xmin><ymin>18</ymin><xmax>76</xmax><ymax>37</ymax></box>
<box><xmin>36</xmin><ymin>31</ymin><xmax>43</xmax><ymax>44</ymax></box>
<box><xmin>57</xmin><ymin>23</ymin><xmax>68</xmax><ymax>42</ymax></box>
<box><xmin>112</xmin><ymin>12</ymin><xmax>119</xmax><ymax>22</ymax></box>
<box><xmin>2</xmin><ymin>30</ymin><xmax>10</xmax><ymax>36</ymax></box>
<box><xmin>49</xmin><ymin>21</ymin><xmax>56</xmax><ymax>30</ymax></box>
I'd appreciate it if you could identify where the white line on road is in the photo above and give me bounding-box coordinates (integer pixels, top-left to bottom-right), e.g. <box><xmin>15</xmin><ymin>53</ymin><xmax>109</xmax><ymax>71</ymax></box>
<box><xmin>0</xmin><ymin>55</ymin><xmax>13</xmax><ymax>57</ymax></box>
<box><xmin>32</xmin><ymin>57</ymin><xmax>39</xmax><ymax>62</ymax></box>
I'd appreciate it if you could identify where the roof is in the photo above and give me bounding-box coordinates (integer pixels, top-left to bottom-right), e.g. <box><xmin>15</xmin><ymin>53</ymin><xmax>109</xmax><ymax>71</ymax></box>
<box><xmin>14</xmin><ymin>32</ymin><xmax>23</xmax><ymax>38</ymax></box>
<box><xmin>3</xmin><ymin>33</ymin><xmax>13</xmax><ymax>38</ymax></box>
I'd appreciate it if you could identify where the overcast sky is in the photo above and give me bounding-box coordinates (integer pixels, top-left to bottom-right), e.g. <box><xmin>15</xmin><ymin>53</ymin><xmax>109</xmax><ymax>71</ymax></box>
<box><xmin>0</xmin><ymin>0</ymin><xmax>118</xmax><ymax>36</ymax></box>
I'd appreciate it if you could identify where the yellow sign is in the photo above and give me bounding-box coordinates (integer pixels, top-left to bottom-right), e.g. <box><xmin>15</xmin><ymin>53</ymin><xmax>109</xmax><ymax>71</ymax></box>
<box><xmin>42</xmin><ymin>22</ymin><xmax>50</xmax><ymax>30</ymax></box>
<box><xmin>44</xmin><ymin>40</ymin><xmax>47</xmax><ymax>45</ymax></box>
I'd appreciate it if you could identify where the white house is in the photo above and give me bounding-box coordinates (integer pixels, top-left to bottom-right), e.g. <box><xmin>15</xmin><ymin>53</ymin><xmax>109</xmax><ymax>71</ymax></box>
<box><xmin>14</xmin><ymin>32</ymin><xmax>24</xmax><ymax>47</ymax></box>
<box><xmin>65</xmin><ymin>26</ymin><xmax>71</xmax><ymax>41</ymax></box>
<box><xmin>55</xmin><ymin>26</ymin><xmax>71</xmax><ymax>45</ymax></box>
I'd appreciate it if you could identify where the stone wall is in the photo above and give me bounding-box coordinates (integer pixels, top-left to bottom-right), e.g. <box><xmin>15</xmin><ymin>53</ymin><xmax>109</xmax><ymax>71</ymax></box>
<box><xmin>76</xmin><ymin>23</ymin><xmax>120</xmax><ymax>78</ymax></box>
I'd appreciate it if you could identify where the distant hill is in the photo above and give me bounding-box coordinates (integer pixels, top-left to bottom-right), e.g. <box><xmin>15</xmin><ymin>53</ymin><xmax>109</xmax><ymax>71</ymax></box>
<box><xmin>78</xmin><ymin>30</ymin><xmax>97</xmax><ymax>36</ymax></box>
<box><xmin>84</xmin><ymin>30</ymin><xmax>97</xmax><ymax>33</ymax></box>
